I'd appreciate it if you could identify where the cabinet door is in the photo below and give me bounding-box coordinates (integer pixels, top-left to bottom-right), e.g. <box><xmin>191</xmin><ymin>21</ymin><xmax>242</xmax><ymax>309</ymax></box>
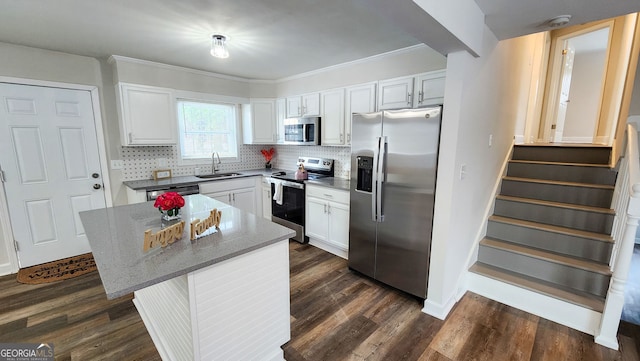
<box><xmin>305</xmin><ymin>197</ymin><xmax>329</xmax><ymax>241</ymax></box>
<box><xmin>320</xmin><ymin>89</ymin><xmax>345</xmax><ymax>145</ymax></box>
<box><xmin>345</xmin><ymin>83</ymin><xmax>376</xmax><ymax>145</ymax></box>
<box><xmin>377</xmin><ymin>77</ymin><xmax>414</xmax><ymax>110</ymax></box>
<box><xmin>286</xmin><ymin>97</ymin><xmax>302</xmax><ymax>117</ymax></box>
<box><xmin>276</xmin><ymin>98</ymin><xmax>286</xmax><ymax>143</ymax></box>
<box><xmin>118</xmin><ymin>84</ymin><xmax>176</xmax><ymax>146</ymax></box>
<box><xmin>243</xmin><ymin>99</ymin><xmax>276</xmax><ymax>144</ymax></box>
<box><xmin>262</xmin><ymin>186</ymin><xmax>272</xmax><ymax>220</ymax></box>
<box><xmin>328</xmin><ymin>202</ymin><xmax>350</xmax><ymax>251</ymax></box>
<box><xmin>232</xmin><ymin>187</ymin><xmax>257</xmax><ymax>214</ymax></box>
<box><xmin>204</xmin><ymin>191</ymin><xmax>232</xmax><ymax>206</ymax></box>
<box><xmin>302</xmin><ymin>93</ymin><xmax>320</xmax><ymax>116</ymax></box>
<box><xmin>414</xmin><ymin>70</ymin><xmax>446</xmax><ymax>107</ymax></box>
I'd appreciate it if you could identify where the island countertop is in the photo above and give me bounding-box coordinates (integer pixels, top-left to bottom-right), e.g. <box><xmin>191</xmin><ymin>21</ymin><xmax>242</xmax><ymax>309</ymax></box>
<box><xmin>79</xmin><ymin>194</ymin><xmax>295</xmax><ymax>299</ymax></box>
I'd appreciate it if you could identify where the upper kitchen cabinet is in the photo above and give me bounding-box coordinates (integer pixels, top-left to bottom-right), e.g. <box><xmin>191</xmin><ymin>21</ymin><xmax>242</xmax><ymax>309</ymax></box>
<box><xmin>345</xmin><ymin>82</ymin><xmax>376</xmax><ymax>145</ymax></box>
<box><xmin>116</xmin><ymin>83</ymin><xmax>177</xmax><ymax>146</ymax></box>
<box><xmin>276</xmin><ymin>98</ymin><xmax>286</xmax><ymax>144</ymax></box>
<box><xmin>320</xmin><ymin>89</ymin><xmax>345</xmax><ymax>146</ymax></box>
<box><xmin>414</xmin><ymin>70</ymin><xmax>446</xmax><ymax>107</ymax></box>
<box><xmin>242</xmin><ymin>99</ymin><xmax>277</xmax><ymax>144</ymax></box>
<box><xmin>377</xmin><ymin>70</ymin><xmax>446</xmax><ymax>110</ymax></box>
<box><xmin>286</xmin><ymin>92</ymin><xmax>320</xmax><ymax>117</ymax></box>
<box><xmin>377</xmin><ymin>76</ymin><xmax>414</xmax><ymax>110</ymax></box>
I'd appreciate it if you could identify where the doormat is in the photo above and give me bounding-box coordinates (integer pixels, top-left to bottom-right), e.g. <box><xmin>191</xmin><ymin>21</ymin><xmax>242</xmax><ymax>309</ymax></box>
<box><xmin>16</xmin><ymin>253</ymin><xmax>97</xmax><ymax>284</ymax></box>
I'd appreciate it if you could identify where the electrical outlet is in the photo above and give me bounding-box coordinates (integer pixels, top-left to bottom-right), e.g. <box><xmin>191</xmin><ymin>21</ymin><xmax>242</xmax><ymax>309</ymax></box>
<box><xmin>489</xmin><ymin>134</ymin><xmax>493</xmax><ymax>147</ymax></box>
<box><xmin>111</xmin><ymin>160</ymin><xmax>124</xmax><ymax>170</ymax></box>
<box><xmin>459</xmin><ymin>164</ymin><xmax>467</xmax><ymax>180</ymax></box>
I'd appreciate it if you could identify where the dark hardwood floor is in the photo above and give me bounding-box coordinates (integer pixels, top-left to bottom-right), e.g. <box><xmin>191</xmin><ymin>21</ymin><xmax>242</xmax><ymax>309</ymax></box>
<box><xmin>1</xmin><ymin>241</ymin><xmax>639</xmax><ymax>360</ymax></box>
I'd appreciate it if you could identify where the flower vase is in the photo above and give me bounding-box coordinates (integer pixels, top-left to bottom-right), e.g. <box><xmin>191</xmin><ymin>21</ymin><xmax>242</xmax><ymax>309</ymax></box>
<box><xmin>265</xmin><ymin>162</ymin><xmax>272</xmax><ymax>169</ymax></box>
<box><xmin>161</xmin><ymin>207</ymin><xmax>181</xmax><ymax>221</ymax></box>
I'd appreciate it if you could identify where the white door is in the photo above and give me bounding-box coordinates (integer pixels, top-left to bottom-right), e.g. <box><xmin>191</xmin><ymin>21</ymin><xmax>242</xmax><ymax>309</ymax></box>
<box><xmin>0</xmin><ymin>83</ymin><xmax>107</xmax><ymax>267</ymax></box>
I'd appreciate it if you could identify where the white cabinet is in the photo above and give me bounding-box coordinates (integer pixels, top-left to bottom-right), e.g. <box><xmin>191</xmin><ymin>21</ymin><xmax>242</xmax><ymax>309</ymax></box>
<box><xmin>262</xmin><ymin>179</ymin><xmax>272</xmax><ymax>220</ymax></box>
<box><xmin>116</xmin><ymin>83</ymin><xmax>176</xmax><ymax>146</ymax></box>
<box><xmin>414</xmin><ymin>70</ymin><xmax>446</xmax><ymax>107</ymax></box>
<box><xmin>305</xmin><ymin>185</ymin><xmax>350</xmax><ymax>259</ymax></box>
<box><xmin>242</xmin><ymin>99</ymin><xmax>277</xmax><ymax>144</ymax></box>
<box><xmin>276</xmin><ymin>98</ymin><xmax>286</xmax><ymax>143</ymax></box>
<box><xmin>345</xmin><ymin>83</ymin><xmax>376</xmax><ymax>145</ymax></box>
<box><xmin>377</xmin><ymin>76</ymin><xmax>414</xmax><ymax>110</ymax></box>
<box><xmin>377</xmin><ymin>70</ymin><xmax>446</xmax><ymax>110</ymax></box>
<box><xmin>320</xmin><ymin>89</ymin><xmax>345</xmax><ymax>146</ymax></box>
<box><xmin>286</xmin><ymin>92</ymin><xmax>320</xmax><ymax>117</ymax></box>
<box><xmin>199</xmin><ymin>177</ymin><xmax>259</xmax><ymax>215</ymax></box>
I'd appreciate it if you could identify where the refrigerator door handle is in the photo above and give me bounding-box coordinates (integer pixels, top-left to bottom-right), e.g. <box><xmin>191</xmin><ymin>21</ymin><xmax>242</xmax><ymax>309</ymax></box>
<box><xmin>377</xmin><ymin>136</ymin><xmax>387</xmax><ymax>222</ymax></box>
<box><xmin>371</xmin><ymin>136</ymin><xmax>381</xmax><ymax>222</ymax></box>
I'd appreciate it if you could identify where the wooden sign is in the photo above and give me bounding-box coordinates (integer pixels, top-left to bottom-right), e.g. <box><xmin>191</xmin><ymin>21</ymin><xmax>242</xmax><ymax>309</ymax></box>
<box><xmin>190</xmin><ymin>209</ymin><xmax>222</xmax><ymax>241</ymax></box>
<box><xmin>143</xmin><ymin>220</ymin><xmax>185</xmax><ymax>252</ymax></box>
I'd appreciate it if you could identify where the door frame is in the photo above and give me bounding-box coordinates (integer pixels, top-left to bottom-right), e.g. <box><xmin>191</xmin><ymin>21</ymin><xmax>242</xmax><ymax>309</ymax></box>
<box><xmin>0</xmin><ymin>77</ymin><xmax>113</xmax><ymax>275</ymax></box>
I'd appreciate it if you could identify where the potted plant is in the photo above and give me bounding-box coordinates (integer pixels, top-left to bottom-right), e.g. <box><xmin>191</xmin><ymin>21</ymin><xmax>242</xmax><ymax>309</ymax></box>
<box><xmin>261</xmin><ymin>148</ymin><xmax>275</xmax><ymax>168</ymax></box>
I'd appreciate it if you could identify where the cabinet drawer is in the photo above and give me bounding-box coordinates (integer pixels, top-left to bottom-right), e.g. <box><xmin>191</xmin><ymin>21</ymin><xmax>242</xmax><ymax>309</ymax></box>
<box><xmin>199</xmin><ymin>177</ymin><xmax>257</xmax><ymax>194</ymax></box>
<box><xmin>306</xmin><ymin>185</ymin><xmax>349</xmax><ymax>204</ymax></box>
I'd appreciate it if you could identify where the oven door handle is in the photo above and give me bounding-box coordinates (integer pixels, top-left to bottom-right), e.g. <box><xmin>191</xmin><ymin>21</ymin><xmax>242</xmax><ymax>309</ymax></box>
<box><xmin>266</xmin><ymin>177</ymin><xmax>304</xmax><ymax>190</ymax></box>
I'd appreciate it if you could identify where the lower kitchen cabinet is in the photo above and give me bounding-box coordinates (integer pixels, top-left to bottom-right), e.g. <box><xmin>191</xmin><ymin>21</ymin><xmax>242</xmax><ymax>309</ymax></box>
<box><xmin>305</xmin><ymin>184</ymin><xmax>349</xmax><ymax>259</ymax></box>
<box><xmin>200</xmin><ymin>177</ymin><xmax>259</xmax><ymax>215</ymax></box>
<box><xmin>262</xmin><ymin>179</ymin><xmax>272</xmax><ymax>220</ymax></box>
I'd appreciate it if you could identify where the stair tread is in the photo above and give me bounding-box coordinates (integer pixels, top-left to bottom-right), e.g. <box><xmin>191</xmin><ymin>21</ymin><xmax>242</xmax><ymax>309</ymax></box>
<box><xmin>496</xmin><ymin>194</ymin><xmax>615</xmax><ymax>214</ymax></box>
<box><xmin>480</xmin><ymin>237</ymin><xmax>611</xmax><ymax>275</ymax></box>
<box><xmin>509</xmin><ymin>159</ymin><xmax>612</xmax><ymax>168</ymax></box>
<box><xmin>488</xmin><ymin>215</ymin><xmax>613</xmax><ymax>242</ymax></box>
<box><xmin>502</xmin><ymin>176</ymin><xmax>615</xmax><ymax>190</ymax></box>
<box><xmin>469</xmin><ymin>262</ymin><xmax>605</xmax><ymax>312</ymax></box>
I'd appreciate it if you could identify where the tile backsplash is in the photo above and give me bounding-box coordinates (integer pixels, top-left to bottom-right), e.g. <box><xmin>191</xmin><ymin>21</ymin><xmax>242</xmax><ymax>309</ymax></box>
<box><xmin>121</xmin><ymin>144</ymin><xmax>350</xmax><ymax>181</ymax></box>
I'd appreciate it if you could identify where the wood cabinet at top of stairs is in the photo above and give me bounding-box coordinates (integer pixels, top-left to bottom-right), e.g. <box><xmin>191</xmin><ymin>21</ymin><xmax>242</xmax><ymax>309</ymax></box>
<box><xmin>116</xmin><ymin>83</ymin><xmax>177</xmax><ymax>146</ymax></box>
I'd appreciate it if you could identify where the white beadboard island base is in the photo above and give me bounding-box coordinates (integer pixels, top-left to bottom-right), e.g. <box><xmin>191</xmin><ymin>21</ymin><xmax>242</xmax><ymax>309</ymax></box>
<box><xmin>79</xmin><ymin>195</ymin><xmax>295</xmax><ymax>361</ymax></box>
<box><xmin>134</xmin><ymin>241</ymin><xmax>290</xmax><ymax>361</ymax></box>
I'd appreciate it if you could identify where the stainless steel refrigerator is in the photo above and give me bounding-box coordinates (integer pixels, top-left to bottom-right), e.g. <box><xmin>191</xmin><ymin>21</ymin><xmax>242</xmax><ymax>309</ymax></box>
<box><xmin>349</xmin><ymin>106</ymin><xmax>441</xmax><ymax>298</ymax></box>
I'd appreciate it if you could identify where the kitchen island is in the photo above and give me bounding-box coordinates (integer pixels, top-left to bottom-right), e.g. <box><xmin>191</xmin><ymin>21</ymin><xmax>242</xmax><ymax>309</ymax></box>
<box><xmin>79</xmin><ymin>194</ymin><xmax>295</xmax><ymax>361</ymax></box>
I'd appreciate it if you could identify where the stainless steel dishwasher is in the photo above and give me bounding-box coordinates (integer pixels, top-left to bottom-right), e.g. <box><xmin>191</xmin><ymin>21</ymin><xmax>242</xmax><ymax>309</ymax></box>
<box><xmin>146</xmin><ymin>184</ymin><xmax>200</xmax><ymax>201</ymax></box>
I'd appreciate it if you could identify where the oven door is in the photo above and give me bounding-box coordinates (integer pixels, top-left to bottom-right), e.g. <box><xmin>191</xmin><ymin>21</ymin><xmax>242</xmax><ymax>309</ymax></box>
<box><xmin>270</xmin><ymin>180</ymin><xmax>307</xmax><ymax>243</ymax></box>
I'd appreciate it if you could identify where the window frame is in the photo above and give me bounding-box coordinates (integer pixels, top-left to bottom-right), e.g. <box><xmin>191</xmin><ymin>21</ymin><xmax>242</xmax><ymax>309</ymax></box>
<box><xmin>174</xmin><ymin>91</ymin><xmax>248</xmax><ymax>166</ymax></box>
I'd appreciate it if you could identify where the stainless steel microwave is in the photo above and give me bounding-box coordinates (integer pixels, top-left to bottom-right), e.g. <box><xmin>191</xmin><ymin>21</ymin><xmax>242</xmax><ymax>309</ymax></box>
<box><xmin>283</xmin><ymin>117</ymin><xmax>321</xmax><ymax>145</ymax></box>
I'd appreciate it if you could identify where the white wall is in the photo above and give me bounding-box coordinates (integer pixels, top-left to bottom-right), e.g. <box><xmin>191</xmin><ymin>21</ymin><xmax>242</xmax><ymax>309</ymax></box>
<box><xmin>424</xmin><ymin>28</ymin><xmax>534</xmax><ymax>318</ymax></box>
<box><xmin>276</xmin><ymin>45</ymin><xmax>446</xmax><ymax>96</ymax></box>
<box><xmin>563</xmin><ymin>49</ymin><xmax>608</xmax><ymax>141</ymax></box>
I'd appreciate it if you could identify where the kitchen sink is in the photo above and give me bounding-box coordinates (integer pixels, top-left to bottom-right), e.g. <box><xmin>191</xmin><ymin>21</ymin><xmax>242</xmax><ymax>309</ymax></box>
<box><xmin>196</xmin><ymin>172</ymin><xmax>243</xmax><ymax>179</ymax></box>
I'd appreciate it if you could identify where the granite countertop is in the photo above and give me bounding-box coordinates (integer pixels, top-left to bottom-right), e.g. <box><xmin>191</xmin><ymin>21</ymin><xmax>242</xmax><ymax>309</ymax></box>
<box><xmin>305</xmin><ymin>177</ymin><xmax>350</xmax><ymax>191</ymax></box>
<box><xmin>123</xmin><ymin>168</ymin><xmax>288</xmax><ymax>191</ymax></box>
<box><xmin>79</xmin><ymin>194</ymin><xmax>295</xmax><ymax>299</ymax></box>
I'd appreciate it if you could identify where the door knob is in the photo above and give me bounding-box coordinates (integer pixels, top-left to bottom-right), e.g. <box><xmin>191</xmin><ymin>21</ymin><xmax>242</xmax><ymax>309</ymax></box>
<box><xmin>92</xmin><ymin>173</ymin><xmax>100</xmax><ymax>179</ymax></box>
<box><xmin>93</xmin><ymin>184</ymin><xmax>102</xmax><ymax>190</ymax></box>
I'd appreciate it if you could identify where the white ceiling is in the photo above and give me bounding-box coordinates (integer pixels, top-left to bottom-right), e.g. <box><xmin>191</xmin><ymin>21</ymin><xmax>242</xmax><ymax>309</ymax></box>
<box><xmin>0</xmin><ymin>0</ymin><xmax>639</xmax><ymax>81</ymax></box>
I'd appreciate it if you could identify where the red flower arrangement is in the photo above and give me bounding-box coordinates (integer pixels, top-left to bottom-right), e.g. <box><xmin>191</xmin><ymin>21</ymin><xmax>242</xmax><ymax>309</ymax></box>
<box><xmin>261</xmin><ymin>148</ymin><xmax>275</xmax><ymax>168</ymax></box>
<box><xmin>154</xmin><ymin>192</ymin><xmax>185</xmax><ymax>218</ymax></box>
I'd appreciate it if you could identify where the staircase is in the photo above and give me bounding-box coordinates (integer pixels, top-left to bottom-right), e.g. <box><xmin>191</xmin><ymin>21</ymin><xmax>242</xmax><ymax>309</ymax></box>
<box><xmin>468</xmin><ymin>145</ymin><xmax>618</xmax><ymax>331</ymax></box>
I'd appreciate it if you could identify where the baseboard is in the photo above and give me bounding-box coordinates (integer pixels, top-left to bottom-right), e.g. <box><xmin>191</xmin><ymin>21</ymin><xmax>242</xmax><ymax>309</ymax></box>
<box><xmin>560</xmin><ymin>136</ymin><xmax>594</xmax><ymax>143</ymax></box>
<box><xmin>467</xmin><ymin>271</ymin><xmax>601</xmax><ymax>335</ymax></box>
<box><xmin>422</xmin><ymin>296</ymin><xmax>457</xmax><ymax>320</ymax></box>
<box><xmin>0</xmin><ymin>262</ymin><xmax>17</xmax><ymax>277</ymax></box>
<box><xmin>308</xmin><ymin>238</ymin><xmax>347</xmax><ymax>259</ymax></box>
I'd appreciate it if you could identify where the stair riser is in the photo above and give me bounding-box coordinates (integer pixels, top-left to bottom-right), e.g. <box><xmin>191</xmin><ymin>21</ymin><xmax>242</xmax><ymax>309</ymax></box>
<box><xmin>507</xmin><ymin>162</ymin><xmax>617</xmax><ymax>185</ymax></box>
<box><xmin>494</xmin><ymin>199</ymin><xmax>614</xmax><ymax>234</ymax></box>
<box><xmin>500</xmin><ymin>180</ymin><xmax>613</xmax><ymax>208</ymax></box>
<box><xmin>486</xmin><ymin>220</ymin><xmax>612</xmax><ymax>264</ymax></box>
<box><xmin>478</xmin><ymin>245</ymin><xmax>610</xmax><ymax>297</ymax></box>
<box><xmin>512</xmin><ymin>146</ymin><xmax>610</xmax><ymax>164</ymax></box>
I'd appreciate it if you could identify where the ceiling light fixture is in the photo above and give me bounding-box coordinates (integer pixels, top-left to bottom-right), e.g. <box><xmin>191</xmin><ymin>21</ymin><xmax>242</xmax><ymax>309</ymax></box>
<box><xmin>210</xmin><ymin>35</ymin><xmax>229</xmax><ymax>59</ymax></box>
<box><xmin>546</xmin><ymin>15</ymin><xmax>572</xmax><ymax>28</ymax></box>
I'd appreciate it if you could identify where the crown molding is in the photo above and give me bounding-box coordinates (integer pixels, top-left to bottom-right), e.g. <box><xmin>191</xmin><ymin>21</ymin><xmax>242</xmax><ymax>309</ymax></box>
<box><xmin>108</xmin><ymin>43</ymin><xmax>429</xmax><ymax>85</ymax></box>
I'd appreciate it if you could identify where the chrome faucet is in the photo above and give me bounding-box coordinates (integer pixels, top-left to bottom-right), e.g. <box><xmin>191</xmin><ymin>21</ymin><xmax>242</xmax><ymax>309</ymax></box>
<box><xmin>212</xmin><ymin>152</ymin><xmax>221</xmax><ymax>174</ymax></box>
